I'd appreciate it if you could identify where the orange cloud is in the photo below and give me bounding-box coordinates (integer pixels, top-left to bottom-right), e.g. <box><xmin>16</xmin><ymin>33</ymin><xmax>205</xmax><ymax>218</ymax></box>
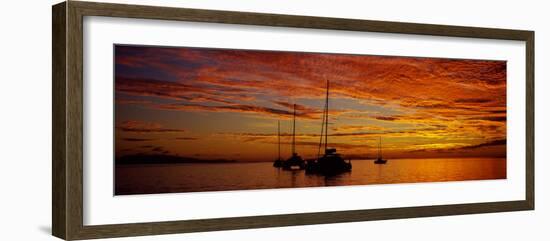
<box><xmin>117</xmin><ymin>120</ymin><xmax>186</xmax><ymax>133</ymax></box>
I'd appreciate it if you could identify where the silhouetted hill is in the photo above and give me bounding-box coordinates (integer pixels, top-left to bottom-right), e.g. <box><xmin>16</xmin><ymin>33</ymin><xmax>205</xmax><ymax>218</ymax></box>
<box><xmin>116</xmin><ymin>154</ymin><xmax>237</xmax><ymax>165</ymax></box>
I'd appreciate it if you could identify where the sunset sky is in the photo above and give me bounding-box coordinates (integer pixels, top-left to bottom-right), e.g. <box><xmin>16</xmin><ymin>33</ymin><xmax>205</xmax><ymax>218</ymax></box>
<box><xmin>114</xmin><ymin>45</ymin><xmax>507</xmax><ymax>162</ymax></box>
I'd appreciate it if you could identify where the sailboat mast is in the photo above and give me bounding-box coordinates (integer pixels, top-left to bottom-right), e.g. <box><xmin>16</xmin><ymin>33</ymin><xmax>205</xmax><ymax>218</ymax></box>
<box><xmin>324</xmin><ymin>79</ymin><xmax>329</xmax><ymax>151</ymax></box>
<box><xmin>317</xmin><ymin>100</ymin><xmax>325</xmax><ymax>158</ymax></box>
<box><xmin>278</xmin><ymin>120</ymin><xmax>281</xmax><ymax>160</ymax></box>
<box><xmin>378</xmin><ymin>136</ymin><xmax>381</xmax><ymax>158</ymax></box>
<box><xmin>292</xmin><ymin>104</ymin><xmax>296</xmax><ymax>155</ymax></box>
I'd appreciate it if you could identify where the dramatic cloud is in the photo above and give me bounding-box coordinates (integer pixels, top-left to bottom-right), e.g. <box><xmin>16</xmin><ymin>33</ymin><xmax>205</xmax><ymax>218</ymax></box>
<box><xmin>114</xmin><ymin>45</ymin><xmax>507</xmax><ymax>160</ymax></box>
<box><xmin>458</xmin><ymin>139</ymin><xmax>507</xmax><ymax>150</ymax></box>
<box><xmin>117</xmin><ymin>120</ymin><xmax>186</xmax><ymax>133</ymax></box>
<box><xmin>332</xmin><ymin>125</ymin><xmax>387</xmax><ymax>132</ymax></box>
<box><xmin>153</xmin><ymin>102</ymin><xmax>316</xmax><ymax>119</ymax></box>
<box><xmin>174</xmin><ymin>137</ymin><xmax>199</xmax><ymax>141</ymax></box>
<box><xmin>122</xmin><ymin>138</ymin><xmax>156</xmax><ymax>142</ymax></box>
<box><xmin>373</xmin><ymin>116</ymin><xmax>400</xmax><ymax>121</ymax></box>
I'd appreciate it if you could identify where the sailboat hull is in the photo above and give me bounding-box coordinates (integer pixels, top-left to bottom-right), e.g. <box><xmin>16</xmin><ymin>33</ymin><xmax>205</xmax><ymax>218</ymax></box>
<box><xmin>306</xmin><ymin>153</ymin><xmax>351</xmax><ymax>176</ymax></box>
<box><xmin>273</xmin><ymin>159</ymin><xmax>284</xmax><ymax>167</ymax></box>
<box><xmin>374</xmin><ymin>158</ymin><xmax>387</xmax><ymax>164</ymax></box>
<box><xmin>282</xmin><ymin>154</ymin><xmax>305</xmax><ymax>170</ymax></box>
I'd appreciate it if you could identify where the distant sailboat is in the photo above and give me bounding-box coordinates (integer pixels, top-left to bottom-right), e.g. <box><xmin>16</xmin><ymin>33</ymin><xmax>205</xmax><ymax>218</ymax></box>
<box><xmin>374</xmin><ymin>136</ymin><xmax>388</xmax><ymax>164</ymax></box>
<box><xmin>273</xmin><ymin>120</ymin><xmax>284</xmax><ymax>168</ymax></box>
<box><xmin>305</xmin><ymin>79</ymin><xmax>352</xmax><ymax>175</ymax></box>
<box><xmin>282</xmin><ymin>104</ymin><xmax>305</xmax><ymax>170</ymax></box>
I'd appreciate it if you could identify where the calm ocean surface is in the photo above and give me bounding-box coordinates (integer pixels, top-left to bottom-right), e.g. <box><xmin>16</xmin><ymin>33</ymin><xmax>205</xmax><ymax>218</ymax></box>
<box><xmin>115</xmin><ymin>157</ymin><xmax>506</xmax><ymax>195</ymax></box>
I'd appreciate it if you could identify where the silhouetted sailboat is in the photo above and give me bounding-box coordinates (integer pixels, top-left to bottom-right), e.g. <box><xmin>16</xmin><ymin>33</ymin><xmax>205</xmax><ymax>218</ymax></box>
<box><xmin>374</xmin><ymin>136</ymin><xmax>388</xmax><ymax>164</ymax></box>
<box><xmin>273</xmin><ymin>120</ymin><xmax>284</xmax><ymax>168</ymax></box>
<box><xmin>282</xmin><ymin>104</ymin><xmax>305</xmax><ymax>170</ymax></box>
<box><xmin>306</xmin><ymin>79</ymin><xmax>352</xmax><ymax>175</ymax></box>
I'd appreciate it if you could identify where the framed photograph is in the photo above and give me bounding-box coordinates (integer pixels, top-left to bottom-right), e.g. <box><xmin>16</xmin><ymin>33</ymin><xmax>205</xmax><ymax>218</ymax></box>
<box><xmin>52</xmin><ymin>1</ymin><xmax>534</xmax><ymax>240</ymax></box>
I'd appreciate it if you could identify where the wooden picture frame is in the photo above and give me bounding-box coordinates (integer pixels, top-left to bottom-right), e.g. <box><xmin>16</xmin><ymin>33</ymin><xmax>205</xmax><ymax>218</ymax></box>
<box><xmin>52</xmin><ymin>1</ymin><xmax>534</xmax><ymax>240</ymax></box>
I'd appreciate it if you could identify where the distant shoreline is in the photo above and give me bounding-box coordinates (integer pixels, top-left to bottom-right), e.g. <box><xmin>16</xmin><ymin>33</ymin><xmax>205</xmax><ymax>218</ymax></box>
<box><xmin>115</xmin><ymin>154</ymin><xmax>505</xmax><ymax>165</ymax></box>
<box><xmin>116</xmin><ymin>154</ymin><xmax>238</xmax><ymax>165</ymax></box>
